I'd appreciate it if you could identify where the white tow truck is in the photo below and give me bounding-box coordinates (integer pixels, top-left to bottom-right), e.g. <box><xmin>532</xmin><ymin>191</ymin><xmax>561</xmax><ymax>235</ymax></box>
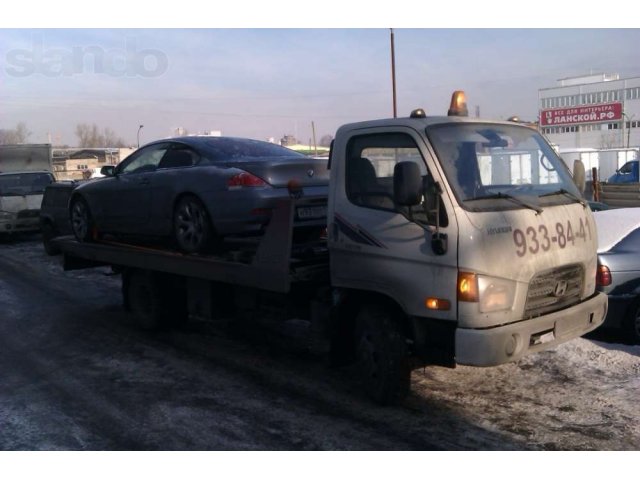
<box><xmin>53</xmin><ymin>92</ymin><xmax>607</xmax><ymax>404</ymax></box>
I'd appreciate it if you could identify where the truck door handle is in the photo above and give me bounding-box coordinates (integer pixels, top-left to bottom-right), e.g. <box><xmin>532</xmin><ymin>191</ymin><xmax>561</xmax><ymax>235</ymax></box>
<box><xmin>138</xmin><ymin>179</ymin><xmax>150</xmax><ymax>185</ymax></box>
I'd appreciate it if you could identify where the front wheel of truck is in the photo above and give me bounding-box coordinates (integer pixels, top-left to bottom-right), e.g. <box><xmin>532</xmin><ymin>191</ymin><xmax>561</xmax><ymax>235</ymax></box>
<box><xmin>355</xmin><ymin>305</ymin><xmax>411</xmax><ymax>405</ymax></box>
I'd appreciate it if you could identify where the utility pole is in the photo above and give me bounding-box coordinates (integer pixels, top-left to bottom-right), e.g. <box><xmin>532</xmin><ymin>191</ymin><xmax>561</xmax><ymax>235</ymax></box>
<box><xmin>311</xmin><ymin>121</ymin><xmax>318</xmax><ymax>156</ymax></box>
<box><xmin>137</xmin><ymin>125</ymin><xmax>144</xmax><ymax>148</ymax></box>
<box><xmin>390</xmin><ymin>28</ymin><xmax>397</xmax><ymax>118</ymax></box>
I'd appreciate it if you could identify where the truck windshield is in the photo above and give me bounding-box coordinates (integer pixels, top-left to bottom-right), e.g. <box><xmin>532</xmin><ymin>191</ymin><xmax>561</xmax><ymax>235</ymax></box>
<box><xmin>0</xmin><ymin>172</ymin><xmax>54</xmax><ymax>196</ymax></box>
<box><xmin>426</xmin><ymin>123</ymin><xmax>581</xmax><ymax>212</ymax></box>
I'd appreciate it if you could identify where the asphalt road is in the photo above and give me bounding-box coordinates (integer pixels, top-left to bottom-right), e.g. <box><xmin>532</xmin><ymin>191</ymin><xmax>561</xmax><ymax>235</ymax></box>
<box><xmin>0</xmin><ymin>234</ymin><xmax>638</xmax><ymax>450</ymax></box>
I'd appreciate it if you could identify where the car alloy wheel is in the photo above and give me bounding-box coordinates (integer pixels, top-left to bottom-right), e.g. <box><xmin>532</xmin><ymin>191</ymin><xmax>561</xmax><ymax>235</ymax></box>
<box><xmin>70</xmin><ymin>197</ymin><xmax>94</xmax><ymax>242</ymax></box>
<box><xmin>173</xmin><ymin>196</ymin><xmax>212</xmax><ymax>253</ymax></box>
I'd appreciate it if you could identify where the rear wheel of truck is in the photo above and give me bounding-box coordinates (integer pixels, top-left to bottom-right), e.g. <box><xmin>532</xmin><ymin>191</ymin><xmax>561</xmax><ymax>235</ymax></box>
<box><xmin>70</xmin><ymin>196</ymin><xmax>95</xmax><ymax>242</ymax></box>
<box><xmin>355</xmin><ymin>305</ymin><xmax>411</xmax><ymax>405</ymax></box>
<box><xmin>124</xmin><ymin>269</ymin><xmax>187</xmax><ymax>330</ymax></box>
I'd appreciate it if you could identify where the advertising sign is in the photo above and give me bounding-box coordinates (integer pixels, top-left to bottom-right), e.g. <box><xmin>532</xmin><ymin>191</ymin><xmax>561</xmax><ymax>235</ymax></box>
<box><xmin>540</xmin><ymin>102</ymin><xmax>622</xmax><ymax>126</ymax></box>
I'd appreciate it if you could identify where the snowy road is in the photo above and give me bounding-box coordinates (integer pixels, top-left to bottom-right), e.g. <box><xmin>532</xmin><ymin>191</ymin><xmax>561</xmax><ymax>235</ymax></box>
<box><xmin>0</xmin><ymin>234</ymin><xmax>638</xmax><ymax>450</ymax></box>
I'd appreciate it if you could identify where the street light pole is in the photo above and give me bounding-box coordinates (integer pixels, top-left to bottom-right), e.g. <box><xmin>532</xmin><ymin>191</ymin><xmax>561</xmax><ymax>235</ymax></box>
<box><xmin>137</xmin><ymin>125</ymin><xmax>144</xmax><ymax>148</ymax></box>
<box><xmin>390</xmin><ymin>28</ymin><xmax>397</xmax><ymax>119</ymax></box>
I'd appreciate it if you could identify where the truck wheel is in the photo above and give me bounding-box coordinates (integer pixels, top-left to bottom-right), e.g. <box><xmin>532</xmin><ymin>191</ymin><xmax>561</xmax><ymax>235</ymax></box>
<box><xmin>124</xmin><ymin>269</ymin><xmax>188</xmax><ymax>330</ymax></box>
<box><xmin>624</xmin><ymin>301</ymin><xmax>640</xmax><ymax>345</ymax></box>
<box><xmin>355</xmin><ymin>305</ymin><xmax>411</xmax><ymax>405</ymax></box>
<box><xmin>41</xmin><ymin>221</ymin><xmax>60</xmax><ymax>255</ymax></box>
<box><xmin>70</xmin><ymin>197</ymin><xmax>95</xmax><ymax>242</ymax></box>
<box><xmin>173</xmin><ymin>195</ymin><xmax>215</xmax><ymax>253</ymax></box>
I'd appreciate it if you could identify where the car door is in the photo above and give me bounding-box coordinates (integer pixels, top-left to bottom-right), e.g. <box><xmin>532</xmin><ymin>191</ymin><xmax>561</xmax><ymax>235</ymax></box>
<box><xmin>145</xmin><ymin>142</ymin><xmax>200</xmax><ymax>235</ymax></box>
<box><xmin>98</xmin><ymin>142</ymin><xmax>171</xmax><ymax>233</ymax></box>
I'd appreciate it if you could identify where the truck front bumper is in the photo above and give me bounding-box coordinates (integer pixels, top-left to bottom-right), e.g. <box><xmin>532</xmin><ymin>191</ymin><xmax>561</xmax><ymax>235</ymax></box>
<box><xmin>455</xmin><ymin>291</ymin><xmax>608</xmax><ymax>366</ymax></box>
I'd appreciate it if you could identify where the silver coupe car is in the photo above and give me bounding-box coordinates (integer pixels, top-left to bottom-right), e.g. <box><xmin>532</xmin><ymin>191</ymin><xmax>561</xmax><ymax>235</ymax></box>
<box><xmin>68</xmin><ymin>136</ymin><xmax>329</xmax><ymax>253</ymax></box>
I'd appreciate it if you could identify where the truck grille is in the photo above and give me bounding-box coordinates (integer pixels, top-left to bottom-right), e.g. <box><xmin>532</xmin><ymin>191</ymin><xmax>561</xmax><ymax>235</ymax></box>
<box><xmin>524</xmin><ymin>264</ymin><xmax>583</xmax><ymax>318</ymax></box>
<box><xmin>17</xmin><ymin>209</ymin><xmax>39</xmax><ymax>219</ymax></box>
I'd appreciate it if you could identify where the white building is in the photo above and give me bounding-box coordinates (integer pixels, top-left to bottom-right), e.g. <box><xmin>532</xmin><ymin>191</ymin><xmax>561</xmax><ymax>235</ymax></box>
<box><xmin>539</xmin><ymin>73</ymin><xmax>640</xmax><ymax>150</ymax></box>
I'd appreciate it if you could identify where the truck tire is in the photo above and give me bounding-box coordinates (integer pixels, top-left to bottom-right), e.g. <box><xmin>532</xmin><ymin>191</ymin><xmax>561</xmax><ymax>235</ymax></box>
<box><xmin>173</xmin><ymin>195</ymin><xmax>215</xmax><ymax>254</ymax></box>
<box><xmin>124</xmin><ymin>269</ymin><xmax>188</xmax><ymax>330</ymax></box>
<box><xmin>355</xmin><ymin>305</ymin><xmax>411</xmax><ymax>405</ymax></box>
<box><xmin>624</xmin><ymin>300</ymin><xmax>640</xmax><ymax>345</ymax></box>
<box><xmin>70</xmin><ymin>196</ymin><xmax>95</xmax><ymax>243</ymax></box>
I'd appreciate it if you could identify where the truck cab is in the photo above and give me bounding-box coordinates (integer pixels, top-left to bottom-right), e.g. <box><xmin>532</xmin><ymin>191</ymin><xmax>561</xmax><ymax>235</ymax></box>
<box><xmin>0</xmin><ymin>170</ymin><xmax>55</xmax><ymax>235</ymax></box>
<box><xmin>328</xmin><ymin>92</ymin><xmax>607</xmax><ymax>394</ymax></box>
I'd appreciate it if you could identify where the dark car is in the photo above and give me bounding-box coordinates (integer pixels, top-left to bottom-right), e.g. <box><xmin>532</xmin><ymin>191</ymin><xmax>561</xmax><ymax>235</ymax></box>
<box><xmin>40</xmin><ymin>181</ymin><xmax>78</xmax><ymax>255</ymax></box>
<box><xmin>68</xmin><ymin>136</ymin><xmax>329</xmax><ymax>253</ymax></box>
<box><xmin>594</xmin><ymin>208</ymin><xmax>640</xmax><ymax>344</ymax></box>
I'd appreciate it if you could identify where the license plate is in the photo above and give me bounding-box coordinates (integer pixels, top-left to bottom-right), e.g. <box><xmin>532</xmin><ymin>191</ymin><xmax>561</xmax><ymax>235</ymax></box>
<box><xmin>296</xmin><ymin>205</ymin><xmax>327</xmax><ymax>220</ymax></box>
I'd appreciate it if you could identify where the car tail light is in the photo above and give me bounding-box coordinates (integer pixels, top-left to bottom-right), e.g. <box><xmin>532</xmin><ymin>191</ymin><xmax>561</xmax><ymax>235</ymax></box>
<box><xmin>596</xmin><ymin>264</ymin><xmax>612</xmax><ymax>287</ymax></box>
<box><xmin>227</xmin><ymin>172</ymin><xmax>268</xmax><ymax>188</ymax></box>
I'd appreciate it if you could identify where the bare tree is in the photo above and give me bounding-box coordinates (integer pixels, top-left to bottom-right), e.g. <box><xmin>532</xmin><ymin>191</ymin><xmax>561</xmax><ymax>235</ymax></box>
<box><xmin>599</xmin><ymin>133</ymin><xmax>617</xmax><ymax>149</ymax></box>
<box><xmin>0</xmin><ymin>122</ymin><xmax>32</xmax><ymax>144</ymax></box>
<box><xmin>75</xmin><ymin>123</ymin><xmax>126</xmax><ymax>148</ymax></box>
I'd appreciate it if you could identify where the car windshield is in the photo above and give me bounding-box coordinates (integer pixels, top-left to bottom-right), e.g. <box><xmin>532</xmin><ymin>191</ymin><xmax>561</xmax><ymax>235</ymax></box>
<box><xmin>199</xmin><ymin>137</ymin><xmax>305</xmax><ymax>161</ymax></box>
<box><xmin>0</xmin><ymin>172</ymin><xmax>53</xmax><ymax>196</ymax></box>
<box><xmin>426</xmin><ymin>123</ymin><xmax>581</xmax><ymax>212</ymax></box>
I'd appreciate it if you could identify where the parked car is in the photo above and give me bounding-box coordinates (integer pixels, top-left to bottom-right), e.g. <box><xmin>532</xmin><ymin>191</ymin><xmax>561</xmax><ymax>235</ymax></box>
<box><xmin>68</xmin><ymin>136</ymin><xmax>329</xmax><ymax>253</ymax></box>
<box><xmin>607</xmin><ymin>160</ymin><xmax>639</xmax><ymax>183</ymax></box>
<box><xmin>594</xmin><ymin>208</ymin><xmax>640</xmax><ymax>343</ymax></box>
<box><xmin>588</xmin><ymin>201</ymin><xmax>609</xmax><ymax>211</ymax></box>
<box><xmin>40</xmin><ymin>181</ymin><xmax>78</xmax><ymax>255</ymax></box>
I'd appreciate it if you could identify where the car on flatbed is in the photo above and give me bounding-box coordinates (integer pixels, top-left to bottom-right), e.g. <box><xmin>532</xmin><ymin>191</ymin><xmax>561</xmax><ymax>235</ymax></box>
<box><xmin>68</xmin><ymin>136</ymin><xmax>329</xmax><ymax>253</ymax></box>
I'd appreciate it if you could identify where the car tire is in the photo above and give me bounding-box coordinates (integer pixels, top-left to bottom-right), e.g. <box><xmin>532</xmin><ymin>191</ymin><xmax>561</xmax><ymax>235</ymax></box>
<box><xmin>173</xmin><ymin>195</ymin><xmax>215</xmax><ymax>254</ymax></box>
<box><xmin>41</xmin><ymin>220</ymin><xmax>60</xmax><ymax>255</ymax></box>
<box><xmin>354</xmin><ymin>305</ymin><xmax>411</xmax><ymax>405</ymax></box>
<box><xmin>69</xmin><ymin>196</ymin><xmax>95</xmax><ymax>242</ymax></box>
<box><xmin>624</xmin><ymin>300</ymin><xmax>640</xmax><ymax>345</ymax></box>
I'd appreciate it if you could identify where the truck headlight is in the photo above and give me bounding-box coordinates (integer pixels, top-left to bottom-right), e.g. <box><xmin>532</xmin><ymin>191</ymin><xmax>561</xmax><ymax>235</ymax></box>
<box><xmin>478</xmin><ymin>275</ymin><xmax>516</xmax><ymax>313</ymax></box>
<box><xmin>0</xmin><ymin>211</ymin><xmax>14</xmax><ymax>219</ymax></box>
<box><xmin>458</xmin><ymin>272</ymin><xmax>516</xmax><ymax>313</ymax></box>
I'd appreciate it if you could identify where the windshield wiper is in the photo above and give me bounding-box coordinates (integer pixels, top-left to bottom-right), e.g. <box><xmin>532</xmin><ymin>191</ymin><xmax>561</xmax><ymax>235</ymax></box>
<box><xmin>538</xmin><ymin>189</ymin><xmax>587</xmax><ymax>208</ymax></box>
<box><xmin>468</xmin><ymin>192</ymin><xmax>543</xmax><ymax>214</ymax></box>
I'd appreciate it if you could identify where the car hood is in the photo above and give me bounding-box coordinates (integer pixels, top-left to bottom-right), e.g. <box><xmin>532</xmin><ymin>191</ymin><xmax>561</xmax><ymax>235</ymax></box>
<box><xmin>593</xmin><ymin>208</ymin><xmax>640</xmax><ymax>252</ymax></box>
<box><xmin>220</xmin><ymin>156</ymin><xmax>329</xmax><ymax>187</ymax></box>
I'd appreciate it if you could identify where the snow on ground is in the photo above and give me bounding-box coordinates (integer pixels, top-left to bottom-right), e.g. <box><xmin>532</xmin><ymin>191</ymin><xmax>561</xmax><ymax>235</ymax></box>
<box><xmin>1</xmin><ymin>233</ymin><xmax>639</xmax><ymax>452</ymax></box>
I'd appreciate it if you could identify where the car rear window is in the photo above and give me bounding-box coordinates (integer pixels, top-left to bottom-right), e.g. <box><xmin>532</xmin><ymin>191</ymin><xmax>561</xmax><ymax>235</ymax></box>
<box><xmin>200</xmin><ymin>138</ymin><xmax>304</xmax><ymax>161</ymax></box>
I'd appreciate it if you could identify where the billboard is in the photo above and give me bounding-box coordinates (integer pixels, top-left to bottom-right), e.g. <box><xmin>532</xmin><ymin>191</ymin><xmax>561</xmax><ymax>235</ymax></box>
<box><xmin>540</xmin><ymin>102</ymin><xmax>623</xmax><ymax>126</ymax></box>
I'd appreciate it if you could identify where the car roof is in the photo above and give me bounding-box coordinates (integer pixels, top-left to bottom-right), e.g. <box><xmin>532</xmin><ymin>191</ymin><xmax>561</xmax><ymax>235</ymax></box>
<box><xmin>593</xmin><ymin>208</ymin><xmax>640</xmax><ymax>252</ymax></box>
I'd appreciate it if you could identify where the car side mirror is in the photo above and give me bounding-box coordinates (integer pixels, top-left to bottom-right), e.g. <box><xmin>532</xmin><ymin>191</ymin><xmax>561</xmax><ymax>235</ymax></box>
<box><xmin>393</xmin><ymin>161</ymin><xmax>422</xmax><ymax>206</ymax></box>
<box><xmin>100</xmin><ymin>166</ymin><xmax>115</xmax><ymax>177</ymax></box>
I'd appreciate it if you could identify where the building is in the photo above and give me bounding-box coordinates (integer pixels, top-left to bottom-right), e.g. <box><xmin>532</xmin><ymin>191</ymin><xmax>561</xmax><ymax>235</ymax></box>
<box><xmin>539</xmin><ymin>73</ymin><xmax>640</xmax><ymax>150</ymax></box>
<box><xmin>52</xmin><ymin>147</ymin><xmax>135</xmax><ymax>180</ymax></box>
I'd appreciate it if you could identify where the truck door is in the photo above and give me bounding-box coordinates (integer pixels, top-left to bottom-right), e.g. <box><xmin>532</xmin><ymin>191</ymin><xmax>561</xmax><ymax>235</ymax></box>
<box><xmin>330</xmin><ymin>128</ymin><xmax>459</xmax><ymax>321</ymax></box>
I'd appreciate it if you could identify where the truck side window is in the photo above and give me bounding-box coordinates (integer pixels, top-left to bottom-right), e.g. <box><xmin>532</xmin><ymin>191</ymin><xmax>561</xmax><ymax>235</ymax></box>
<box><xmin>345</xmin><ymin>133</ymin><xmax>447</xmax><ymax>226</ymax></box>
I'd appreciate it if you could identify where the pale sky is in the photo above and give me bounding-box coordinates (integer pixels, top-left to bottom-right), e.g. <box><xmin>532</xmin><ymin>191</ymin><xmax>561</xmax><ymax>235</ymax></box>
<box><xmin>1</xmin><ymin>3</ymin><xmax>639</xmax><ymax>147</ymax></box>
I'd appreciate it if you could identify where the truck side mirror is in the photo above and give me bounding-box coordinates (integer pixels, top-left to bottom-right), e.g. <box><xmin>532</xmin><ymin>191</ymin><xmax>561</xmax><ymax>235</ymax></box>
<box><xmin>393</xmin><ymin>161</ymin><xmax>422</xmax><ymax>206</ymax></box>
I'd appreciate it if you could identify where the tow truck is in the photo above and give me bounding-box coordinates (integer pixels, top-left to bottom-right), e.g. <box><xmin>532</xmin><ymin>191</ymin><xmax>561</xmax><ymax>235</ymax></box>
<box><xmin>53</xmin><ymin>92</ymin><xmax>608</xmax><ymax>404</ymax></box>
